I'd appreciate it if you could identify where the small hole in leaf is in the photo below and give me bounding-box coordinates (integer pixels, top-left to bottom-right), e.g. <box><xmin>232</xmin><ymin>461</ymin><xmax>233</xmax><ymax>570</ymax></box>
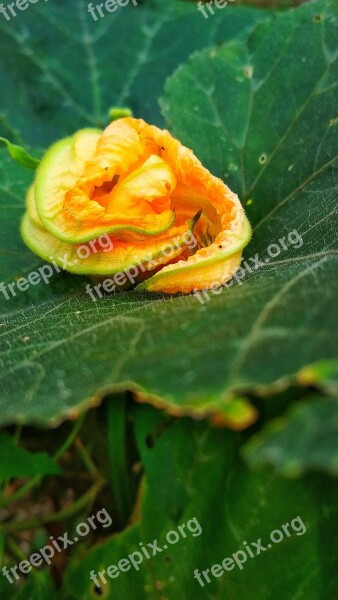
<box><xmin>145</xmin><ymin>433</ymin><xmax>155</xmax><ymax>449</ymax></box>
<box><xmin>91</xmin><ymin>583</ymin><xmax>106</xmax><ymax>598</ymax></box>
<box><xmin>90</xmin><ymin>576</ymin><xmax>109</xmax><ymax>598</ymax></box>
<box><xmin>259</xmin><ymin>153</ymin><xmax>267</xmax><ymax>164</ymax></box>
<box><xmin>313</xmin><ymin>14</ymin><xmax>323</xmax><ymax>22</ymax></box>
<box><xmin>94</xmin><ymin>586</ymin><xmax>103</xmax><ymax>596</ymax></box>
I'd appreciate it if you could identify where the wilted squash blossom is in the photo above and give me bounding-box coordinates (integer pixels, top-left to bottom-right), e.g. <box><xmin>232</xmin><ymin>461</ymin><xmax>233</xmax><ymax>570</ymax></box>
<box><xmin>21</xmin><ymin>118</ymin><xmax>251</xmax><ymax>294</ymax></box>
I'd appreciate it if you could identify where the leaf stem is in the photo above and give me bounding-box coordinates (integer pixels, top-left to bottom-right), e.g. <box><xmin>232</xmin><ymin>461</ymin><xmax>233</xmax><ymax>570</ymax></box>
<box><xmin>0</xmin><ymin>137</ymin><xmax>40</xmax><ymax>170</ymax></box>
<box><xmin>0</xmin><ymin>414</ymin><xmax>86</xmax><ymax>509</ymax></box>
<box><xmin>1</xmin><ymin>478</ymin><xmax>105</xmax><ymax>534</ymax></box>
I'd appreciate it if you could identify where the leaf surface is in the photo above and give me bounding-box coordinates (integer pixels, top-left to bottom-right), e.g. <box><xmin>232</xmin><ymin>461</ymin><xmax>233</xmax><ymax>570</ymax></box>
<box><xmin>0</xmin><ymin>0</ymin><xmax>337</xmax><ymax>426</ymax></box>
<box><xmin>0</xmin><ymin>432</ymin><xmax>60</xmax><ymax>477</ymax></box>
<box><xmin>62</xmin><ymin>408</ymin><xmax>338</xmax><ymax>599</ymax></box>
<box><xmin>243</xmin><ymin>395</ymin><xmax>338</xmax><ymax>476</ymax></box>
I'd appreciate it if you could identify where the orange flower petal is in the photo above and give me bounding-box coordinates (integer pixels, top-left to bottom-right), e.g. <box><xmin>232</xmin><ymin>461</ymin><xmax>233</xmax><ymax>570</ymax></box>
<box><xmin>22</xmin><ymin>117</ymin><xmax>251</xmax><ymax>293</ymax></box>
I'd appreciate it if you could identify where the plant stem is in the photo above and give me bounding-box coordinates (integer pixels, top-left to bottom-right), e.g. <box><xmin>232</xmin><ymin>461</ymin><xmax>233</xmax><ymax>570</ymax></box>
<box><xmin>0</xmin><ymin>414</ymin><xmax>86</xmax><ymax>509</ymax></box>
<box><xmin>1</xmin><ymin>478</ymin><xmax>105</xmax><ymax>534</ymax></box>
<box><xmin>74</xmin><ymin>437</ymin><xmax>99</xmax><ymax>477</ymax></box>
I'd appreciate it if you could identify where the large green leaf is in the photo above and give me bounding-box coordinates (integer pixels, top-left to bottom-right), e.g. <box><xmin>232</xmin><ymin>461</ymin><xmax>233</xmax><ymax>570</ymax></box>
<box><xmin>0</xmin><ymin>0</ymin><xmax>337</xmax><ymax>427</ymax></box>
<box><xmin>0</xmin><ymin>571</ymin><xmax>58</xmax><ymax>600</ymax></box>
<box><xmin>242</xmin><ymin>395</ymin><xmax>338</xmax><ymax>476</ymax></box>
<box><xmin>0</xmin><ymin>432</ymin><xmax>60</xmax><ymax>478</ymax></box>
<box><xmin>62</xmin><ymin>407</ymin><xmax>338</xmax><ymax>599</ymax></box>
<box><xmin>0</xmin><ymin>0</ymin><xmax>262</xmax><ymax>147</ymax></box>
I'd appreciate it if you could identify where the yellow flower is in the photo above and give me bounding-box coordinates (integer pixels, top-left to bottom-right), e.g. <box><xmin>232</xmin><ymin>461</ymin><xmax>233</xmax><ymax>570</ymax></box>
<box><xmin>21</xmin><ymin>118</ymin><xmax>251</xmax><ymax>294</ymax></box>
